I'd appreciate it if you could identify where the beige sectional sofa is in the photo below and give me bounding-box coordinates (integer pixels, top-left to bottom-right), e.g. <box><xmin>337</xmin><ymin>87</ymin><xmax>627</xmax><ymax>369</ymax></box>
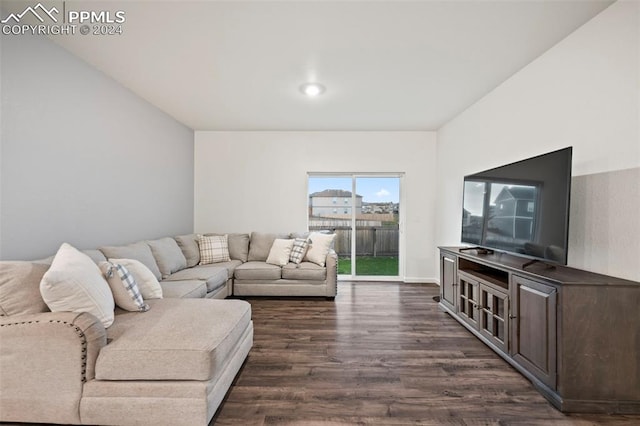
<box><xmin>92</xmin><ymin>231</ymin><xmax>337</xmax><ymax>300</ymax></box>
<box><xmin>164</xmin><ymin>231</ymin><xmax>338</xmax><ymax>299</ymax></box>
<box><xmin>0</xmin><ymin>230</ymin><xmax>337</xmax><ymax>425</ymax></box>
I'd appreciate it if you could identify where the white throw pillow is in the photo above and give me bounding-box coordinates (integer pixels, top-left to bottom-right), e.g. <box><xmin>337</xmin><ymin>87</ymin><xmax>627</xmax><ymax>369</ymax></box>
<box><xmin>100</xmin><ymin>261</ymin><xmax>150</xmax><ymax>312</ymax></box>
<box><xmin>198</xmin><ymin>234</ymin><xmax>231</xmax><ymax>264</ymax></box>
<box><xmin>304</xmin><ymin>232</ymin><xmax>336</xmax><ymax>267</ymax></box>
<box><xmin>40</xmin><ymin>243</ymin><xmax>115</xmax><ymax>328</ymax></box>
<box><xmin>266</xmin><ymin>238</ymin><xmax>295</xmax><ymax>266</ymax></box>
<box><xmin>109</xmin><ymin>258</ymin><xmax>163</xmax><ymax>299</ymax></box>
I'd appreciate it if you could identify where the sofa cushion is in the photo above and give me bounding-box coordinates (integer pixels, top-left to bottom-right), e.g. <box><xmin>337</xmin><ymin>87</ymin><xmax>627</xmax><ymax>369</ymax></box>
<box><xmin>163</xmin><ymin>265</ymin><xmax>229</xmax><ymax>292</ymax></box>
<box><xmin>83</xmin><ymin>249</ymin><xmax>107</xmax><ymax>265</ymax></box>
<box><xmin>248</xmin><ymin>232</ymin><xmax>286</xmax><ymax>261</ymax></box>
<box><xmin>290</xmin><ymin>231</ymin><xmax>311</xmax><ymax>239</ymax></box>
<box><xmin>198</xmin><ymin>234</ymin><xmax>230</xmax><ymax>264</ymax></box>
<box><xmin>203</xmin><ymin>270</ymin><xmax>228</xmax><ymax>293</ymax></box>
<box><xmin>266</xmin><ymin>238</ymin><xmax>294</xmax><ymax>267</ymax></box>
<box><xmin>234</xmin><ymin>261</ymin><xmax>282</xmax><ymax>280</ymax></box>
<box><xmin>100</xmin><ymin>242</ymin><xmax>162</xmax><ymax>281</ymax></box>
<box><xmin>229</xmin><ymin>233</ymin><xmax>250</xmax><ymax>262</ymax></box>
<box><xmin>0</xmin><ymin>261</ymin><xmax>50</xmax><ymax>316</ymax></box>
<box><xmin>147</xmin><ymin>237</ymin><xmax>187</xmax><ymax>278</ymax></box>
<box><xmin>214</xmin><ymin>260</ymin><xmax>243</xmax><ymax>279</ymax></box>
<box><xmin>100</xmin><ymin>262</ymin><xmax>150</xmax><ymax>312</ymax></box>
<box><xmin>35</xmin><ymin>249</ymin><xmax>105</xmax><ymax>266</ymax></box>
<box><xmin>110</xmin><ymin>258</ymin><xmax>163</xmax><ymax>299</ymax></box>
<box><xmin>159</xmin><ymin>280</ymin><xmax>207</xmax><ymax>299</ymax></box>
<box><xmin>40</xmin><ymin>243</ymin><xmax>115</xmax><ymax>328</ymax></box>
<box><xmin>97</xmin><ymin>298</ymin><xmax>252</xmax><ymax>381</ymax></box>
<box><xmin>282</xmin><ymin>262</ymin><xmax>327</xmax><ymax>281</ymax></box>
<box><xmin>174</xmin><ymin>234</ymin><xmax>200</xmax><ymax>267</ymax></box>
<box><xmin>205</xmin><ymin>233</ymin><xmax>250</xmax><ymax>262</ymax></box>
<box><xmin>33</xmin><ymin>255</ymin><xmax>55</xmax><ymax>265</ymax></box>
<box><xmin>165</xmin><ymin>262</ymin><xmax>241</xmax><ymax>281</ymax></box>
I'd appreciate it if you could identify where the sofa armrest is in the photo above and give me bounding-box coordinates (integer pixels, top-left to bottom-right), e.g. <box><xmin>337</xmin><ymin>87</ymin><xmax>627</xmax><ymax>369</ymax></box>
<box><xmin>325</xmin><ymin>250</ymin><xmax>338</xmax><ymax>298</ymax></box>
<box><xmin>0</xmin><ymin>311</ymin><xmax>107</xmax><ymax>424</ymax></box>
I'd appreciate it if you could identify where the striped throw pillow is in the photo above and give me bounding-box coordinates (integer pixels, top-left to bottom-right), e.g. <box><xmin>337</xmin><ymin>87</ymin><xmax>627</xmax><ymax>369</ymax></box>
<box><xmin>100</xmin><ymin>261</ymin><xmax>149</xmax><ymax>312</ymax></box>
<box><xmin>289</xmin><ymin>238</ymin><xmax>309</xmax><ymax>265</ymax></box>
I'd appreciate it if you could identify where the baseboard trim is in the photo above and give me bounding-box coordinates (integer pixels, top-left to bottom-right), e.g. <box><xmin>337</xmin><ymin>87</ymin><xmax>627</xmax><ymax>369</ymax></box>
<box><xmin>403</xmin><ymin>277</ymin><xmax>438</xmax><ymax>284</ymax></box>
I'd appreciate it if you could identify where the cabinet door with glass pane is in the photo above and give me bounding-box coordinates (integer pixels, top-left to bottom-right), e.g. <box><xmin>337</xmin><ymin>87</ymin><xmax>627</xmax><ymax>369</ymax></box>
<box><xmin>479</xmin><ymin>285</ymin><xmax>509</xmax><ymax>353</ymax></box>
<box><xmin>457</xmin><ymin>271</ymin><xmax>480</xmax><ymax>329</ymax></box>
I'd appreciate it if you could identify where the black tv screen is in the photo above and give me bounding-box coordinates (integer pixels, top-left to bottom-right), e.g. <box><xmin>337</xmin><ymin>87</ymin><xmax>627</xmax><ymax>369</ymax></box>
<box><xmin>461</xmin><ymin>147</ymin><xmax>572</xmax><ymax>264</ymax></box>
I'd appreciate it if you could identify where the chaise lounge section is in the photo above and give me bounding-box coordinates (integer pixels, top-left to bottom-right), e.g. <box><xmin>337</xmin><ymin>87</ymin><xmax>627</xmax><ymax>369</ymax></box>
<box><xmin>0</xmin><ymin>249</ymin><xmax>253</xmax><ymax>425</ymax></box>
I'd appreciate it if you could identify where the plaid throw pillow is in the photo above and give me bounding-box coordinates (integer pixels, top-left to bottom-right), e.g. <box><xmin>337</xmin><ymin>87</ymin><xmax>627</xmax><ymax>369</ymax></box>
<box><xmin>198</xmin><ymin>234</ymin><xmax>230</xmax><ymax>264</ymax></box>
<box><xmin>289</xmin><ymin>238</ymin><xmax>309</xmax><ymax>265</ymax></box>
<box><xmin>102</xmin><ymin>262</ymin><xmax>149</xmax><ymax>312</ymax></box>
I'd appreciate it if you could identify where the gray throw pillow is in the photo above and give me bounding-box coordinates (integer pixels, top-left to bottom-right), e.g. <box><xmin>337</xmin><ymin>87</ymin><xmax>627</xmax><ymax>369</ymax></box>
<box><xmin>147</xmin><ymin>237</ymin><xmax>187</xmax><ymax>278</ymax></box>
<box><xmin>174</xmin><ymin>234</ymin><xmax>200</xmax><ymax>268</ymax></box>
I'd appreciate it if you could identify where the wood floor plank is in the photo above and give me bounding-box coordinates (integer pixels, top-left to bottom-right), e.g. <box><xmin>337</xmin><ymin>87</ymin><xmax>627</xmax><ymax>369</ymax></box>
<box><xmin>212</xmin><ymin>281</ymin><xmax>640</xmax><ymax>425</ymax></box>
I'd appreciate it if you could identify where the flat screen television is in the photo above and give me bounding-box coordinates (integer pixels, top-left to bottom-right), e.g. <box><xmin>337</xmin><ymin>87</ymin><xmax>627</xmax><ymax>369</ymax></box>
<box><xmin>461</xmin><ymin>147</ymin><xmax>572</xmax><ymax>265</ymax></box>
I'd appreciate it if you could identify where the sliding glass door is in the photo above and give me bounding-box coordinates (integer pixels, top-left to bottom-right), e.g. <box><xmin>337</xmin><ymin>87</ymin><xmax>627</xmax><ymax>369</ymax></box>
<box><xmin>308</xmin><ymin>174</ymin><xmax>403</xmax><ymax>280</ymax></box>
<box><xmin>353</xmin><ymin>176</ymin><xmax>400</xmax><ymax>277</ymax></box>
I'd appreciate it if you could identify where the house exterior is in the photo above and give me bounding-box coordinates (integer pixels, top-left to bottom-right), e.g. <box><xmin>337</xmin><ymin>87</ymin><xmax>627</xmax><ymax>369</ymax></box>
<box><xmin>488</xmin><ymin>186</ymin><xmax>536</xmax><ymax>240</ymax></box>
<box><xmin>309</xmin><ymin>189</ymin><xmax>362</xmax><ymax>217</ymax></box>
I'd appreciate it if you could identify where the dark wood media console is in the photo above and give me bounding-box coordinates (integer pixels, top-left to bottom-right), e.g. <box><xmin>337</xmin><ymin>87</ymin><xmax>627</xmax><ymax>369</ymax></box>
<box><xmin>439</xmin><ymin>246</ymin><xmax>640</xmax><ymax>414</ymax></box>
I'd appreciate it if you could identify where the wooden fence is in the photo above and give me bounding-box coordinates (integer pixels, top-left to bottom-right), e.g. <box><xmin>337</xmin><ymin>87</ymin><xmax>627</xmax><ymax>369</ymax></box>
<box><xmin>309</xmin><ymin>225</ymin><xmax>399</xmax><ymax>257</ymax></box>
<box><xmin>309</xmin><ymin>213</ymin><xmax>396</xmax><ymax>223</ymax></box>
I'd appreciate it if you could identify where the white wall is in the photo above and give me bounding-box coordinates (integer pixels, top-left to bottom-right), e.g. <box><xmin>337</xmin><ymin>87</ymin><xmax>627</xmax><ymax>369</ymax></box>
<box><xmin>436</xmin><ymin>0</ymin><xmax>639</xmax><ymax>281</ymax></box>
<box><xmin>0</xmin><ymin>35</ymin><xmax>195</xmax><ymax>260</ymax></box>
<box><xmin>195</xmin><ymin>131</ymin><xmax>437</xmax><ymax>282</ymax></box>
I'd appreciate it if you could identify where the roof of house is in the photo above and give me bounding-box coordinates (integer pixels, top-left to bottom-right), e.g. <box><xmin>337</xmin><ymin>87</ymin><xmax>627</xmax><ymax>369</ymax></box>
<box><xmin>310</xmin><ymin>189</ymin><xmax>362</xmax><ymax>198</ymax></box>
<box><xmin>494</xmin><ymin>186</ymin><xmax>535</xmax><ymax>202</ymax></box>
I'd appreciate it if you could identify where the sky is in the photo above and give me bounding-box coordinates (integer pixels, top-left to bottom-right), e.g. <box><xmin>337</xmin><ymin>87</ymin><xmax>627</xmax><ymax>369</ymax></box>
<box><xmin>308</xmin><ymin>176</ymin><xmax>400</xmax><ymax>203</ymax></box>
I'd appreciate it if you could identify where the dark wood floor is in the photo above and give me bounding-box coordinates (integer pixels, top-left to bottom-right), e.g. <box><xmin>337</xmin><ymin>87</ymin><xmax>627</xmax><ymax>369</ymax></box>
<box><xmin>212</xmin><ymin>281</ymin><xmax>640</xmax><ymax>425</ymax></box>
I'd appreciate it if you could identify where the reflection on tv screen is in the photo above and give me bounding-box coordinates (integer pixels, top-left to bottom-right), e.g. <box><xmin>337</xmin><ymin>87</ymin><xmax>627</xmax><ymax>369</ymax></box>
<box><xmin>460</xmin><ymin>148</ymin><xmax>572</xmax><ymax>264</ymax></box>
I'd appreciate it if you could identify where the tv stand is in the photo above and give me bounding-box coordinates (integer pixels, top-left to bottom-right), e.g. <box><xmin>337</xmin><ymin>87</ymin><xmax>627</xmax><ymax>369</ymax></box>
<box><xmin>459</xmin><ymin>246</ymin><xmax>494</xmax><ymax>255</ymax></box>
<box><xmin>438</xmin><ymin>246</ymin><xmax>640</xmax><ymax>414</ymax></box>
<box><xmin>521</xmin><ymin>258</ymin><xmax>556</xmax><ymax>270</ymax></box>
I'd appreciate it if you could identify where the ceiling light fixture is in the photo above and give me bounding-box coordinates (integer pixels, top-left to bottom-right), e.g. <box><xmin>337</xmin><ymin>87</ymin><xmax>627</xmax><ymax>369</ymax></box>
<box><xmin>300</xmin><ymin>82</ymin><xmax>326</xmax><ymax>97</ymax></box>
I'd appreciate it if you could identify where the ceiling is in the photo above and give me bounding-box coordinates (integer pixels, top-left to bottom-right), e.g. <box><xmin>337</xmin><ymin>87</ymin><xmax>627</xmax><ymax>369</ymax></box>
<box><xmin>6</xmin><ymin>0</ymin><xmax>615</xmax><ymax>131</ymax></box>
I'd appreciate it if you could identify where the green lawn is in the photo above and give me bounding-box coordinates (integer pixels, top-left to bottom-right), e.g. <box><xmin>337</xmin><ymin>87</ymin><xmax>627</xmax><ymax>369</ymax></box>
<box><xmin>338</xmin><ymin>256</ymin><xmax>398</xmax><ymax>276</ymax></box>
